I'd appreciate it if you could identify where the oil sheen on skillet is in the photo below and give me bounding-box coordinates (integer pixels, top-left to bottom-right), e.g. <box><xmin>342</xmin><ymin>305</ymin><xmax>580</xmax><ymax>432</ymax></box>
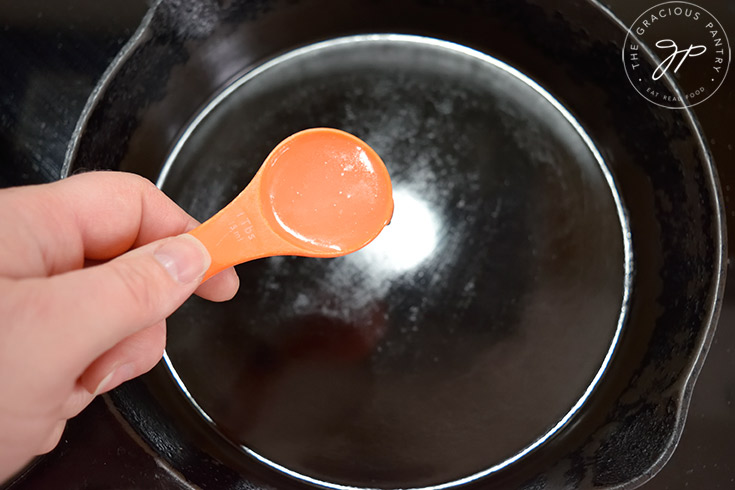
<box><xmin>159</xmin><ymin>36</ymin><xmax>631</xmax><ymax>489</ymax></box>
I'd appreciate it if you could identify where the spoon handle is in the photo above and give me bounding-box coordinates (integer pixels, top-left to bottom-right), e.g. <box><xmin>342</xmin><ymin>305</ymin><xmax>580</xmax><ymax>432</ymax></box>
<box><xmin>189</xmin><ymin>204</ymin><xmax>257</xmax><ymax>281</ymax></box>
<box><xmin>188</xmin><ymin>180</ymin><xmax>285</xmax><ymax>281</ymax></box>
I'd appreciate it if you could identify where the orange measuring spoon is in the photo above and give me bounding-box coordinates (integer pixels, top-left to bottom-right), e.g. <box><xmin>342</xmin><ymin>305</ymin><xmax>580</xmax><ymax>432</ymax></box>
<box><xmin>188</xmin><ymin>128</ymin><xmax>394</xmax><ymax>281</ymax></box>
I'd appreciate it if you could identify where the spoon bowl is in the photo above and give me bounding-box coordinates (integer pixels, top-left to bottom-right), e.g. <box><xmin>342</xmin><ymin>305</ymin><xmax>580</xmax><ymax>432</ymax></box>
<box><xmin>189</xmin><ymin>128</ymin><xmax>394</xmax><ymax>280</ymax></box>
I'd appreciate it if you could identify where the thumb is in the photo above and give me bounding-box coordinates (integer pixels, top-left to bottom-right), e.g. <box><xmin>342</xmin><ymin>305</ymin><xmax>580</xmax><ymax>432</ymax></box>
<box><xmin>29</xmin><ymin>234</ymin><xmax>210</xmax><ymax>368</ymax></box>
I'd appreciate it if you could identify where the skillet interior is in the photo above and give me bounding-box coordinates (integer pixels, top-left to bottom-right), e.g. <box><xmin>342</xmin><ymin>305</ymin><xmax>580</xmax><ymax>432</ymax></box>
<box><xmin>158</xmin><ymin>35</ymin><xmax>630</xmax><ymax>488</ymax></box>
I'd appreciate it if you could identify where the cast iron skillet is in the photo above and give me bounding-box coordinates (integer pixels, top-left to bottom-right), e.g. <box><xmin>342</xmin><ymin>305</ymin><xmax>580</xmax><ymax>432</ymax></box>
<box><xmin>62</xmin><ymin>0</ymin><xmax>725</xmax><ymax>489</ymax></box>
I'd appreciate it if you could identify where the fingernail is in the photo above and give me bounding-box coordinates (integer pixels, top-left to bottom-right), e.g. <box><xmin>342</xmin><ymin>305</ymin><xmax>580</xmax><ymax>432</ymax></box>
<box><xmin>93</xmin><ymin>363</ymin><xmax>136</xmax><ymax>396</ymax></box>
<box><xmin>154</xmin><ymin>234</ymin><xmax>211</xmax><ymax>284</ymax></box>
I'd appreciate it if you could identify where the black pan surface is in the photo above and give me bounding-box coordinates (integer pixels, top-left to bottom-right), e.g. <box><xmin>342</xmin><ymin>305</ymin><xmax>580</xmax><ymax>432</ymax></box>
<box><xmin>62</xmin><ymin>1</ymin><xmax>725</xmax><ymax>489</ymax></box>
<box><xmin>160</xmin><ymin>35</ymin><xmax>630</xmax><ymax>488</ymax></box>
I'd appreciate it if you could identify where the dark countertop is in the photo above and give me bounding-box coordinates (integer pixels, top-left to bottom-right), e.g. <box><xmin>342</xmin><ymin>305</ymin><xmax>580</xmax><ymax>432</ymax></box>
<box><xmin>0</xmin><ymin>1</ymin><xmax>732</xmax><ymax>488</ymax></box>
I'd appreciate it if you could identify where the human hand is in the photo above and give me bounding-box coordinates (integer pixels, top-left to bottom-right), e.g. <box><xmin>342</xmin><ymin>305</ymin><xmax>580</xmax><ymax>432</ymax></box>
<box><xmin>0</xmin><ymin>171</ymin><xmax>240</xmax><ymax>482</ymax></box>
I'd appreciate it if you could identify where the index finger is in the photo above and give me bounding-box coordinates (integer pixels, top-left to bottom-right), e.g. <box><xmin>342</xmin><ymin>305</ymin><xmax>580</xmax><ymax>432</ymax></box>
<box><xmin>0</xmin><ymin>171</ymin><xmax>238</xmax><ymax>300</ymax></box>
